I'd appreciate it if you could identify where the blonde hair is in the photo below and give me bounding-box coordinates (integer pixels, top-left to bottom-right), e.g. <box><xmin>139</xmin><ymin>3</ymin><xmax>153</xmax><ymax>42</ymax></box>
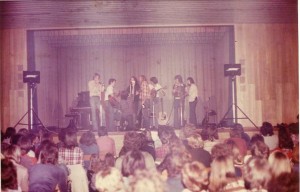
<box><xmin>268</xmin><ymin>151</ymin><xmax>291</xmax><ymax>178</ymax></box>
<box><xmin>95</xmin><ymin>167</ymin><xmax>125</xmax><ymax>192</ymax></box>
<box><xmin>209</xmin><ymin>155</ymin><xmax>236</xmax><ymax>192</ymax></box>
<box><xmin>186</xmin><ymin>134</ymin><xmax>204</xmax><ymax>149</ymax></box>
<box><xmin>129</xmin><ymin>169</ymin><xmax>166</xmax><ymax>192</ymax></box>
<box><xmin>181</xmin><ymin>161</ymin><xmax>209</xmax><ymax>192</ymax></box>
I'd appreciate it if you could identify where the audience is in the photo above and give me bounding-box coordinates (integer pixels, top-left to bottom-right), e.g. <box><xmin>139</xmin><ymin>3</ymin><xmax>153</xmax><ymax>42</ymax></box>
<box><xmin>1</xmin><ymin>118</ymin><xmax>299</xmax><ymax>192</ymax></box>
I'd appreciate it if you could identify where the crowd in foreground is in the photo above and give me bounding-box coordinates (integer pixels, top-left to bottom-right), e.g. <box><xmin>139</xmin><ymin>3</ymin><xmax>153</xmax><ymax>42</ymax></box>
<box><xmin>1</xmin><ymin>120</ymin><xmax>299</xmax><ymax>192</ymax></box>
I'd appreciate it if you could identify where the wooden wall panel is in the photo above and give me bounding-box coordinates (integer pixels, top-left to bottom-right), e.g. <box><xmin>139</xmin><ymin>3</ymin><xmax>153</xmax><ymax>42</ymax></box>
<box><xmin>235</xmin><ymin>24</ymin><xmax>298</xmax><ymax>126</ymax></box>
<box><xmin>1</xmin><ymin>29</ymin><xmax>27</xmax><ymax>131</ymax></box>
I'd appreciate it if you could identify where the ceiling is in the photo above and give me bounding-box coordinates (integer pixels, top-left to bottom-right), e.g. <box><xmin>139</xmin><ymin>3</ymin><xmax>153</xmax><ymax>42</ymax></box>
<box><xmin>0</xmin><ymin>1</ymin><xmax>297</xmax><ymax>29</ymax></box>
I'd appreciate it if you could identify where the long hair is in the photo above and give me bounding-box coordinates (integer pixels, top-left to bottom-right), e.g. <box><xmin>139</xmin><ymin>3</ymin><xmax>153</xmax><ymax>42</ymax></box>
<box><xmin>1</xmin><ymin>158</ymin><xmax>18</xmax><ymax>190</ymax></box>
<box><xmin>174</xmin><ymin>75</ymin><xmax>183</xmax><ymax>83</ymax></box>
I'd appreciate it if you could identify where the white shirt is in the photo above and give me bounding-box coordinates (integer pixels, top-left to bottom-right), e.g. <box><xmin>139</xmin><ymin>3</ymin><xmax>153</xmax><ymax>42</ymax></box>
<box><xmin>188</xmin><ymin>84</ymin><xmax>198</xmax><ymax>102</ymax></box>
<box><xmin>88</xmin><ymin>80</ymin><xmax>103</xmax><ymax>97</ymax></box>
<box><xmin>104</xmin><ymin>85</ymin><xmax>114</xmax><ymax>101</ymax></box>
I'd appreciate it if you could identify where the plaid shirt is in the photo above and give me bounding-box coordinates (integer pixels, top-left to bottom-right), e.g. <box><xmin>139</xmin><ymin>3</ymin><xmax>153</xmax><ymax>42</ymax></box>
<box><xmin>58</xmin><ymin>147</ymin><xmax>84</xmax><ymax>165</ymax></box>
<box><xmin>140</xmin><ymin>81</ymin><xmax>151</xmax><ymax>104</ymax></box>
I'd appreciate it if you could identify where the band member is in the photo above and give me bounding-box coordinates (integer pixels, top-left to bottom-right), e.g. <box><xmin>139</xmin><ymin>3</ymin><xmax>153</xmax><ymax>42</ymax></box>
<box><xmin>139</xmin><ymin>75</ymin><xmax>151</xmax><ymax>128</ymax></box>
<box><xmin>172</xmin><ymin>75</ymin><xmax>186</xmax><ymax>128</ymax></box>
<box><xmin>104</xmin><ymin>78</ymin><xmax>117</xmax><ymax>131</ymax></box>
<box><xmin>149</xmin><ymin>77</ymin><xmax>162</xmax><ymax>128</ymax></box>
<box><xmin>88</xmin><ymin>73</ymin><xmax>104</xmax><ymax>131</ymax></box>
<box><xmin>186</xmin><ymin>77</ymin><xmax>198</xmax><ymax>126</ymax></box>
<box><xmin>126</xmin><ymin>76</ymin><xmax>140</xmax><ymax>128</ymax></box>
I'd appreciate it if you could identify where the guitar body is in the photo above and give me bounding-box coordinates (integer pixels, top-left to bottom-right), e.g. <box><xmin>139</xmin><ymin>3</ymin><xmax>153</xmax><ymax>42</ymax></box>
<box><xmin>158</xmin><ymin>97</ymin><xmax>168</xmax><ymax>125</ymax></box>
<box><xmin>158</xmin><ymin>111</ymin><xmax>168</xmax><ymax>125</ymax></box>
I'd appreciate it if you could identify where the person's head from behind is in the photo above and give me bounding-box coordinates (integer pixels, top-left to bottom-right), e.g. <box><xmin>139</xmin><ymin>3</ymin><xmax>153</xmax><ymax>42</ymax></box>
<box><xmin>209</xmin><ymin>155</ymin><xmax>236</xmax><ymax>192</ymax></box>
<box><xmin>158</xmin><ymin>126</ymin><xmax>174</xmax><ymax>145</ymax></box>
<box><xmin>121</xmin><ymin>149</ymin><xmax>146</xmax><ymax>177</ymax></box>
<box><xmin>210</xmin><ymin>143</ymin><xmax>232</xmax><ymax>160</ymax></box>
<box><xmin>4</xmin><ymin>127</ymin><xmax>16</xmax><ymax>139</ymax></box>
<box><xmin>277</xmin><ymin>124</ymin><xmax>294</xmax><ymax>150</ymax></box>
<box><xmin>123</xmin><ymin>131</ymin><xmax>143</xmax><ymax>151</ymax></box>
<box><xmin>17</xmin><ymin>135</ymin><xmax>33</xmax><ymax>155</ymax></box>
<box><xmin>249</xmin><ymin>134</ymin><xmax>265</xmax><ymax>147</ymax></box>
<box><xmin>243</xmin><ymin>157</ymin><xmax>271</xmax><ymax>190</ymax></box>
<box><xmin>260</xmin><ymin>122</ymin><xmax>274</xmax><ymax>136</ymax></box>
<box><xmin>18</xmin><ymin>128</ymin><xmax>29</xmax><ymax>136</ymax></box>
<box><xmin>1</xmin><ymin>158</ymin><xmax>18</xmax><ymax>191</ymax></box>
<box><xmin>95</xmin><ymin>166</ymin><xmax>125</xmax><ymax>192</ymax></box>
<box><xmin>40</xmin><ymin>143</ymin><xmax>59</xmax><ymax>165</ymax></box>
<box><xmin>250</xmin><ymin>140</ymin><xmax>270</xmax><ymax>159</ymax></box>
<box><xmin>63</xmin><ymin>129</ymin><xmax>78</xmax><ymax>149</ymax></box>
<box><xmin>129</xmin><ymin>169</ymin><xmax>166</xmax><ymax>192</ymax></box>
<box><xmin>225</xmin><ymin>139</ymin><xmax>244</xmax><ymax>165</ymax></box>
<box><xmin>104</xmin><ymin>153</ymin><xmax>115</xmax><ymax>167</ymax></box>
<box><xmin>268</xmin><ymin>151</ymin><xmax>291</xmax><ymax>178</ymax></box>
<box><xmin>98</xmin><ymin>127</ymin><xmax>108</xmax><ymax>137</ymax></box>
<box><xmin>79</xmin><ymin>131</ymin><xmax>96</xmax><ymax>146</ymax></box>
<box><xmin>165</xmin><ymin>148</ymin><xmax>192</xmax><ymax>178</ymax></box>
<box><xmin>229</xmin><ymin>127</ymin><xmax>242</xmax><ymax>138</ymax></box>
<box><xmin>186</xmin><ymin>133</ymin><xmax>204</xmax><ymax>149</ymax></box>
<box><xmin>181</xmin><ymin>161</ymin><xmax>209</xmax><ymax>192</ymax></box>
<box><xmin>3</xmin><ymin>145</ymin><xmax>22</xmax><ymax>163</ymax></box>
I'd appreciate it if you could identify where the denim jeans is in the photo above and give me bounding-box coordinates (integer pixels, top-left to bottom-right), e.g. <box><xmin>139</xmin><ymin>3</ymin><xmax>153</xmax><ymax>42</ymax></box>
<box><xmin>189</xmin><ymin>98</ymin><xmax>198</xmax><ymax>125</ymax></box>
<box><xmin>174</xmin><ymin>99</ymin><xmax>184</xmax><ymax>128</ymax></box>
<box><xmin>90</xmin><ymin>96</ymin><xmax>101</xmax><ymax>130</ymax></box>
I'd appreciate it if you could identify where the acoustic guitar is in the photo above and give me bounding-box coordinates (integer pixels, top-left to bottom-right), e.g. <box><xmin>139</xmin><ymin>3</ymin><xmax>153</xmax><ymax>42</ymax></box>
<box><xmin>158</xmin><ymin>97</ymin><xmax>168</xmax><ymax>125</ymax></box>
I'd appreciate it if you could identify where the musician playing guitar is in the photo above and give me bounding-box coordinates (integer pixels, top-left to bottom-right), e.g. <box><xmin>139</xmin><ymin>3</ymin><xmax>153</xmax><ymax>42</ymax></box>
<box><xmin>149</xmin><ymin>77</ymin><xmax>167</xmax><ymax>127</ymax></box>
<box><xmin>104</xmin><ymin>78</ymin><xmax>118</xmax><ymax>131</ymax></box>
<box><xmin>172</xmin><ymin>75</ymin><xmax>186</xmax><ymax>128</ymax></box>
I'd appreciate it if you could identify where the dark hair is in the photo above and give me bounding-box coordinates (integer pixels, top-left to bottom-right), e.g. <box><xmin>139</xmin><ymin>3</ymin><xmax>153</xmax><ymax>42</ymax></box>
<box><xmin>1</xmin><ymin>158</ymin><xmax>18</xmax><ymax>190</ymax></box>
<box><xmin>79</xmin><ymin>131</ymin><xmax>96</xmax><ymax>146</ymax></box>
<box><xmin>158</xmin><ymin>127</ymin><xmax>174</xmax><ymax>145</ymax></box>
<box><xmin>121</xmin><ymin>149</ymin><xmax>146</xmax><ymax>177</ymax></box>
<box><xmin>140</xmin><ymin>75</ymin><xmax>147</xmax><ymax>82</ymax></box>
<box><xmin>187</xmin><ymin>77</ymin><xmax>195</xmax><ymax>84</ymax></box>
<box><xmin>150</xmin><ymin>77</ymin><xmax>158</xmax><ymax>84</ymax></box>
<box><xmin>93</xmin><ymin>73</ymin><xmax>100</xmax><ymax>79</ymax></box>
<box><xmin>98</xmin><ymin>127</ymin><xmax>108</xmax><ymax>137</ymax></box>
<box><xmin>250</xmin><ymin>134</ymin><xmax>265</xmax><ymax>145</ymax></box>
<box><xmin>17</xmin><ymin>135</ymin><xmax>33</xmax><ymax>155</ymax></box>
<box><xmin>174</xmin><ymin>75</ymin><xmax>183</xmax><ymax>83</ymax></box>
<box><xmin>108</xmin><ymin>78</ymin><xmax>116</xmax><ymax>85</ymax></box>
<box><xmin>277</xmin><ymin>124</ymin><xmax>294</xmax><ymax>149</ymax></box>
<box><xmin>11</xmin><ymin>134</ymin><xmax>23</xmax><ymax>145</ymax></box>
<box><xmin>268</xmin><ymin>172</ymin><xmax>299</xmax><ymax>192</ymax></box>
<box><xmin>260</xmin><ymin>122</ymin><xmax>274</xmax><ymax>136</ymax></box>
<box><xmin>63</xmin><ymin>130</ymin><xmax>78</xmax><ymax>149</ymax></box>
<box><xmin>18</xmin><ymin>128</ymin><xmax>29</xmax><ymax>135</ymax></box>
<box><xmin>40</xmin><ymin>143</ymin><xmax>58</xmax><ymax>164</ymax></box>
<box><xmin>119</xmin><ymin>131</ymin><xmax>143</xmax><ymax>156</ymax></box>
<box><xmin>104</xmin><ymin>153</ymin><xmax>115</xmax><ymax>167</ymax></box>
<box><xmin>211</xmin><ymin>143</ymin><xmax>233</xmax><ymax>160</ymax></box>
<box><xmin>250</xmin><ymin>140</ymin><xmax>270</xmax><ymax>159</ymax></box>
<box><xmin>4</xmin><ymin>127</ymin><xmax>16</xmax><ymax>139</ymax></box>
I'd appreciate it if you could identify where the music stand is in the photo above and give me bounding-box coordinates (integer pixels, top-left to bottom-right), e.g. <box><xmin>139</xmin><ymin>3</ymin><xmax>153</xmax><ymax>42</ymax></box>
<box><xmin>14</xmin><ymin>71</ymin><xmax>46</xmax><ymax>131</ymax></box>
<box><xmin>219</xmin><ymin>64</ymin><xmax>258</xmax><ymax>128</ymax></box>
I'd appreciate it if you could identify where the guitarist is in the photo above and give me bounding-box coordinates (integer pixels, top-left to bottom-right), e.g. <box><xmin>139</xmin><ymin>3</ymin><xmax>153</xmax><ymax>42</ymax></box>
<box><xmin>149</xmin><ymin>76</ymin><xmax>163</xmax><ymax>129</ymax></box>
<box><xmin>172</xmin><ymin>75</ymin><xmax>186</xmax><ymax>128</ymax></box>
<box><xmin>104</xmin><ymin>78</ymin><xmax>118</xmax><ymax>131</ymax></box>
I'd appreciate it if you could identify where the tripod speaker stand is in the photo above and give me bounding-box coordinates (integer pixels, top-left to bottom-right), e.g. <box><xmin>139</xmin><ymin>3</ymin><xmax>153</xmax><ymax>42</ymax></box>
<box><xmin>219</xmin><ymin>64</ymin><xmax>258</xmax><ymax>128</ymax></box>
<box><xmin>14</xmin><ymin>71</ymin><xmax>46</xmax><ymax>131</ymax></box>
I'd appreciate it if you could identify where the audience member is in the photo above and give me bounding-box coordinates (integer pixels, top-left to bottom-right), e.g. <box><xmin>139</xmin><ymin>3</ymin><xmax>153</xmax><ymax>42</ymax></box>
<box><xmin>29</xmin><ymin>143</ymin><xmax>68</xmax><ymax>192</ymax></box>
<box><xmin>268</xmin><ymin>171</ymin><xmax>299</xmax><ymax>192</ymax></box>
<box><xmin>243</xmin><ymin>157</ymin><xmax>271</xmax><ymax>192</ymax></box>
<box><xmin>58</xmin><ymin>129</ymin><xmax>89</xmax><ymax>192</ymax></box>
<box><xmin>260</xmin><ymin>122</ymin><xmax>278</xmax><ymax>150</ymax></box>
<box><xmin>268</xmin><ymin>151</ymin><xmax>292</xmax><ymax>179</ymax></box>
<box><xmin>3</xmin><ymin>145</ymin><xmax>29</xmax><ymax>192</ymax></box>
<box><xmin>209</xmin><ymin>155</ymin><xmax>245</xmax><ymax>192</ymax></box>
<box><xmin>1</xmin><ymin>158</ymin><xmax>21</xmax><ymax>192</ymax></box>
<box><xmin>96</xmin><ymin>127</ymin><xmax>116</xmax><ymax>160</ymax></box>
<box><xmin>95</xmin><ymin>166</ymin><xmax>126</xmax><ymax>192</ymax></box>
<box><xmin>140</xmin><ymin>130</ymin><xmax>156</xmax><ymax>160</ymax></box>
<box><xmin>181</xmin><ymin>161</ymin><xmax>209</xmax><ymax>192</ymax></box>
<box><xmin>185</xmin><ymin>133</ymin><xmax>212</xmax><ymax>167</ymax></box>
<box><xmin>79</xmin><ymin>131</ymin><xmax>99</xmax><ymax>169</ymax></box>
<box><xmin>18</xmin><ymin>135</ymin><xmax>37</xmax><ymax>169</ymax></box>
<box><xmin>2</xmin><ymin>127</ymin><xmax>16</xmax><ymax>144</ymax></box>
<box><xmin>232</xmin><ymin>123</ymin><xmax>250</xmax><ymax>147</ymax></box>
<box><xmin>129</xmin><ymin>169</ymin><xmax>166</xmax><ymax>192</ymax></box>
<box><xmin>121</xmin><ymin>149</ymin><xmax>147</xmax><ymax>177</ymax></box>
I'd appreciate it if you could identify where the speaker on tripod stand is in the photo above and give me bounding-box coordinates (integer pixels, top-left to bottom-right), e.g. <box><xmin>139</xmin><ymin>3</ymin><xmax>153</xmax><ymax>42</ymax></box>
<box><xmin>14</xmin><ymin>71</ymin><xmax>46</xmax><ymax>131</ymax></box>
